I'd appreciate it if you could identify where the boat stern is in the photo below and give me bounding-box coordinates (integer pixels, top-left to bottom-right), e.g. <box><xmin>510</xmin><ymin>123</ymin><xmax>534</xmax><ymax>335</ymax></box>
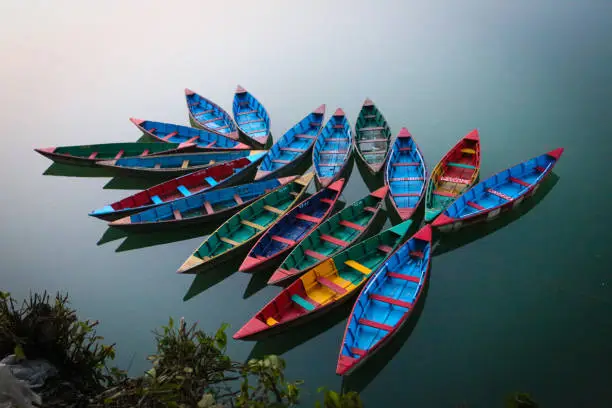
<box><xmin>239</xmin><ymin>255</ymin><xmax>262</xmax><ymax>273</ymax></box>
<box><xmin>232</xmin><ymin>318</ymin><xmax>270</xmax><ymax>340</ymax></box>
<box><xmin>431</xmin><ymin>213</ymin><xmax>456</xmax><ymax>228</ymax></box>
<box><xmin>267</xmin><ymin>267</ymin><xmax>298</xmax><ymax>286</ymax></box>
<box><xmin>177</xmin><ymin>255</ymin><xmax>204</xmax><ymax>274</ymax></box>
<box><xmin>89</xmin><ymin>205</ymin><xmax>116</xmax><ymax>219</ymax></box>
<box><xmin>336</xmin><ymin>354</ymin><xmax>359</xmax><ymax>376</ymax></box>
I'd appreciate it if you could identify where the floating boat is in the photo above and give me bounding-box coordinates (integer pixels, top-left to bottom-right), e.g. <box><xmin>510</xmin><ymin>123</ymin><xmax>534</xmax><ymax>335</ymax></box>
<box><xmin>96</xmin><ymin>150</ymin><xmax>265</xmax><ymax>177</ymax></box>
<box><xmin>313</xmin><ymin>108</ymin><xmax>353</xmax><ymax>188</ymax></box>
<box><xmin>238</xmin><ymin>179</ymin><xmax>346</xmax><ymax>273</ymax></box>
<box><xmin>89</xmin><ymin>153</ymin><xmax>265</xmax><ymax>221</ymax></box>
<box><xmin>129</xmin><ymin>118</ymin><xmax>248</xmax><ymax>150</ymax></box>
<box><xmin>385</xmin><ymin>128</ymin><xmax>427</xmax><ymax>221</ymax></box>
<box><xmin>254</xmin><ymin>105</ymin><xmax>325</xmax><ymax>181</ymax></box>
<box><xmin>33</xmin><ymin>142</ymin><xmax>196</xmax><ymax>166</ymax></box>
<box><xmin>177</xmin><ymin>173</ymin><xmax>314</xmax><ymax>274</ymax></box>
<box><xmin>185</xmin><ymin>88</ymin><xmax>239</xmax><ymax>140</ymax></box>
<box><xmin>233</xmin><ymin>85</ymin><xmax>272</xmax><ymax>148</ymax></box>
<box><xmin>424</xmin><ymin>129</ymin><xmax>481</xmax><ymax>223</ymax></box>
<box><xmin>336</xmin><ymin>225</ymin><xmax>432</xmax><ymax>376</ymax></box>
<box><xmin>108</xmin><ymin>176</ymin><xmax>297</xmax><ymax>231</ymax></box>
<box><xmin>267</xmin><ymin>186</ymin><xmax>389</xmax><ymax>286</ymax></box>
<box><xmin>233</xmin><ymin>220</ymin><xmax>414</xmax><ymax>340</ymax></box>
<box><xmin>432</xmin><ymin>148</ymin><xmax>564</xmax><ymax>232</ymax></box>
<box><xmin>353</xmin><ymin>98</ymin><xmax>392</xmax><ymax>175</ymax></box>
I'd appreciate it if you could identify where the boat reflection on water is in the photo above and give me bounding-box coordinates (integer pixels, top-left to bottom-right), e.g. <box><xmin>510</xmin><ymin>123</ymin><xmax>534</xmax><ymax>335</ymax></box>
<box><xmin>354</xmin><ymin>154</ymin><xmax>385</xmax><ymax>193</ymax></box>
<box><xmin>433</xmin><ymin>173</ymin><xmax>560</xmax><ymax>256</ymax></box>
<box><xmin>115</xmin><ymin>223</ymin><xmax>219</xmax><ymax>253</ymax></box>
<box><xmin>183</xmin><ymin>254</ymin><xmax>246</xmax><ymax>301</ymax></box>
<box><xmin>43</xmin><ymin>163</ymin><xmax>116</xmax><ymax>178</ymax></box>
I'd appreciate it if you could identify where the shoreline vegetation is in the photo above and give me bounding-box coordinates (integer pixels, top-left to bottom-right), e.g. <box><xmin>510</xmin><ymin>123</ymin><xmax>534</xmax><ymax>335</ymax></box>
<box><xmin>0</xmin><ymin>291</ymin><xmax>538</xmax><ymax>408</ymax></box>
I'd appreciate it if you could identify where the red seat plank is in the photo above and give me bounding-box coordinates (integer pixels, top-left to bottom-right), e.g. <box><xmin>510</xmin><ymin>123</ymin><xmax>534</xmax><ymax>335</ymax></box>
<box><xmin>295</xmin><ymin>213</ymin><xmax>322</xmax><ymax>223</ymax></box>
<box><xmin>304</xmin><ymin>249</ymin><xmax>327</xmax><ymax>261</ymax></box>
<box><xmin>358</xmin><ymin>318</ymin><xmax>393</xmax><ymax>332</ymax></box>
<box><xmin>241</xmin><ymin>118</ymin><xmax>265</xmax><ymax>125</ymax></box>
<box><xmin>319</xmin><ymin>234</ymin><xmax>349</xmax><ymax>247</ymax></box>
<box><xmin>295</xmin><ymin>134</ymin><xmax>316</xmax><ymax>139</ymax></box>
<box><xmin>140</xmin><ymin>149</ymin><xmax>150</xmax><ymax>156</ymax></box>
<box><xmin>233</xmin><ymin>194</ymin><xmax>244</xmax><ymax>205</ymax></box>
<box><xmin>377</xmin><ymin>244</ymin><xmax>393</xmax><ymax>253</ymax></box>
<box><xmin>393</xmin><ymin>193</ymin><xmax>421</xmax><ymax>197</ymax></box>
<box><xmin>350</xmin><ymin>347</ymin><xmax>367</xmax><ymax>357</ymax></box>
<box><xmin>317</xmin><ymin>277</ymin><xmax>347</xmax><ymax>294</ymax></box>
<box><xmin>535</xmin><ymin>166</ymin><xmax>547</xmax><ymax>173</ymax></box>
<box><xmin>392</xmin><ymin>162</ymin><xmax>419</xmax><ymax>166</ymax></box>
<box><xmin>467</xmin><ymin>201</ymin><xmax>485</xmax><ymax>210</ymax></box>
<box><xmin>272</xmin><ymin>159</ymin><xmax>291</xmax><ymax>164</ymax></box>
<box><xmin>185</xmin><ymin>136</ymin><xmax>199</xmax><ymax>144</ymax></box>
<box><xmin>387</xmin><ymin>272</ymin><xmax>420</xmax><ymax>283</ymax></box>
<box><xmin>440</xmin><ymin>176</ymin><xmax>470</xmax><ymax>184</ymax></box>
<box><xmin>409</xmin><ymin>251</ymin><xmax>424</xmax><ymax>259</ymax></box>
<box><xmin>114</xmin><ymin>150</ymin><xmax>124</xmax><ymax>160</ymax></box>
<box><xmin>205</xmin><ymin>141</ymin><xmax>217</xmax><ymax>148</ymax></box>
<box><xmin>369</xmin><ymin>294</ymin><xmax>413</xmax><ymax>309</ymax></box>
<box><xmin>162</xmin><ymin>131</ymin><xmax>178</xmax><ymax>141</ymax></box>
<box><xmin>509</xmin><ymin>177</ymin><xmax>530</xmax><ymax>188</ymax></box>
<box><xmin>320</xmin><ymin>198</ymin><xmax>335</xmax><ymax>205</ymax></box>
<box><xmin>310</xmin><ymin>122</ymin><xmax>321</xmax><ymax>127</ymax></box>
<box><xmin>486</xmin><ymin>188</ymin><xmax>512</xmax><ymax>201</ymax></box>
<box><xmin>390</xmin><ymin>177</ymin><xmax>424</xmax><ymax>181</ymax></box>
<box><xmin>88</xmin><ymin>152</ymin><xmax>98</xmax><ymax>159</ymax></box>
<box><xmin>433</xmin><ymin>189</ymin><xmax>456</xmax><ymax>198</ymax></box>
<box><xmin>338</xmin><ymin>220</ymin><xmax>366</xmax><ymax>232</ymax></box>
<box><xmin>399</xmin><ymin>147</ymin><xmax>412</xmax><ymax>151</ymax></box>
<box><xmin>364</xmin><ymin>206</ymin><xmax>378</xmax><ymax>213</ymax></box>
<box><xmin>204</xmin><ymin>201</ymin><xmax>214</xmax><ymax>215</ymax></box>
<box><xmin>271</xmin><ymin>235</ymin><xmax>296</xmax><ymax>246</ymax></box>
<box><xmin>202</xmin><ymin>116</ymin><xmax>222</xmax><ymax>124</ymax></box>
<box><xmin>280</xmin><ymin>147</ymin><xmax>305</xmax><ymax>153</ymax></box>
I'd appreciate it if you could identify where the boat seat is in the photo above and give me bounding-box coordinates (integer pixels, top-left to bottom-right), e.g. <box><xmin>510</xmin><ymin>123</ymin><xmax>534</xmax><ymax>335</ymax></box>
<box><xmin>535</xmin><ymin>166</ymin><xmax>547</xmax><ymax>173</ymax></box>
<box><xmin>203</xmin><ymin>201</ymin><xmax>214</xmax><ymax>214</ymax></box>
<box><xmin>392</xmin><ymin>162</ymin><xmax>419</xmax><ymax>166</ymax></box>
<box><xmin>398</xmin><ymin>147</ymin><xmax>412</xmax><ymax>151</ymax></box>
<box><xmin>295</xmin><ymin>134</ymin><xmax>316</xmax><ymax>139</ymax></box>
<box><xmin>360</xmin><ymin>126</ymin><xmax>384</xmax><ymax>131</ymax></box>
<box><xmin>154</xmin><ymin>163</ymin><xmax>162</xmax><ymax>169</ymax></box>
<box><xmin>333</xmin><ymin>124</ymin><xmax>345</xmax><ymax>129</ymax></box>
<box><xmin>344</xmin><ymin>260</ymin><xmax>371</xmax><ymax>275</ymax></box>
<box><xmin>162</xmin><ymin>131</ymin><xmax>179</xmax><ymax>141</ymax></box>
<box><xmin>237</xmin><ymin>109</ymin><xmax>257</xmax><ymax>116</ymax></box>
<box><xmin>202</xmin><ymin>116</ymin><xmax>223</xmax><ymax>124</ymax></box>
<box><xmin>241</xmin><ymin>220</ymin><xmax>265</xmax><ymax>231</ymax></box>
<box><xmin>140</xmin><ymin>149</ymin><xmax>150</xmax><ymax>156</ymax></box>
<box><xmin>440</xmin><ymin>176</ymin><xmax>470</xmax><ymax>184</ymax></box>
<box><xmin>177</xmin><ymin>185</ymin><xmax>192</xmax><ymax>197</ymax></box>
<box><xmin>280</xmin><ymin>147</ymin><xmax>305</xmax><ymax>153</ymax></box>
<box><xmin>338</xmin><ymin>220</ymin><xmax>366</xmax><ymax>232</ymax></box>
<box><xmin>295</xmin><ymin>213</ymin><xmax>322</xmax><ymax>223</ymax></box>
<box><xmin>272</xmin><ymin>159</ymin><xmax>291</xmax><ymax>164</ymax></box>
<box><xmin>387</xmin><ymin>272</ymin><xmax>420</xmax><ymax>283</ymax></box>
<box><xmin>320</xmin><ymin>150</ymin><xmax>347</xmax><ymax>154</ymax></box>
<box><xmin>238</xmin><ymin>101</ymin><xmax>250</xmax><ymax>107</ymax></box>
<box><xmin>173</xmin><ymin>209</ymin><xmax>183</xmax><ymax>220</ymax></box>
<box><xmin>509</xmin><ymin>177</ymin><xmax>530</xmax><ymax>188</ymax></box>
<box><xmin>147</xmin><ymin>128</ymin><xmax>157</xmax><ymax>134</ymax></box>
<box><xmin>350</xmin><ymin>347</ymin><xmax>367</xmax><ymax>357</ymax></box>
<box><xmin>467</xmin><ymin>201</ymin><xmax>486</xmax><ymax>210</ymax></box>
<box><xmin>319</xmin><ymin>234</ymin><xmax>349</xmax><ymax>247</ymax></box>
<box><xmin>317</xmin><ymin>277</ymin><xmax>347</xmax><ymax>294</ymax></box>
<box><xmin>447</xmin><ymin>162</ymin><xmax>476</xmax><ymax>169</ymax></box>
<box><xmin>390</xmin><ymin>177</ymin><xmax>424</xmax><ymax>181</ymax></box>
<box><xmin>220</xmin><ymin>236</ymin><xmax>240</xmax><ymax>246</ymax></box>
<box><xmin>317</xmin><ymin>163</ymin><xmax>339</xmax><ymax>167</ymax></box>
<box><xmin>487</xmin><ymin>188</ymin><xmax>512</xmax><ymax>201</ymax></box>
<box><xmin>205</xmin><ymin>176</ymin><xmax>218</xmax><ymax>186</ymax></box>
<box><xmin>324</xmin><ymin>137</ymin><xmax>349</xmax><ymax>142</ymax></box>
<box><xmin>247</xmin><ymin>129</ymin><xmax>265</xmax><ymax>135</ymax></box>
<box><xmin>181</xmin><ymin>160</ymin><xmax>190</xmax><ymax>169</ymax></box>
<box><xmin>88</xmin><ymin>152</ymin><xmax>98</xmax><ymax>159</ymax></box>
<box><xmin>358</xmin><ymin>138</ymin><xmax>387</xmax><ymax>143</ymax></box>
<box><xmin>358</xmin><ymin>318</ymin><xmax>393</xmax><ymax>332</ymax></box>
<box><xmin>433</xmin><ymin>189</ymin><xmax>456</xmax><ymax>198</ymax></box>
<box><xmin>377</xmin><ymin>244</ymin><xmax>393</xmax><ymax>253</ymax></box>
<box><xmin>114</xmin><ymin>150</ymin><xmax>124</xmax><ymax>159</ymax></box>
<box><xmin>271</xmin><ymin>235</ymin><xmax>296</xmax><ymax>246</ymax></box>
<box><xmin>409</xmin><ymin>251</ymin><xmax>424</xmax><ymax>259</ymax></box>
<box><xmin>369</xmin><ymin>294</ymin><xmax>413</xmax><ymax>309</ymax></box>
<box><xmin>240</xmin><ymin>118</ymin><xmax>265</xmax><ymax>125</ymax></box>
<box><xmin>263</xmin><ymin>205</ymin><xmax>283</xmax><ymax>215</ymax></box>
<box><xmin>392</xmin><ymin>193</ymin><xmax>421</xmax><ymax>197</ymax></box>
<box><xmin>320</xmin><ymin>198</ymin><xmax>335</xmax><ymax>205</ymax></box>
<box><xmin>185</xmin><ymin>136</ymin><xmax>199</xmax><ymax>144</ymax></box>
<box><xmin>310</xmin><ymin>122</ymin><xmax>322</xmax><ymax>127</ymax></box>
<box><xmin>194</xmin><ymin>109</ymin><xmax>214</xmax><ymax>116</ymax></box>
<box><xmin>265</xmin><ymin>316</ymin><xmax>279</xmax><ymax>326</ymax></box>
<box><xmin>304</xmin><ymin>249</ymin><xmax>327</xmax><ymax>261</ymax></box>
<box><xmin>460</xmin><ymin>148</ymin><xmax>476</xmax><ymax>154</ymax></box>
<box><xmin>363</xmin><ymin>114</ymin><xmax>377</xmax><ymax>119</ymax></box>
<box><xmin>150</xmin><ymin>195</ymin><xmax>163</xmax><ymax>204</ymax></box>
<box><xmin>291</xmin><ymin>294</ymin><xmax>317</xmax><ymax>312</ymax></box>
<box><xmin>234</xmin><ymin>194</ymin><xmax>244</xmax><ymax>205</ymax></box>
<box><xmin>363</xmin><ymin>206</ymin><xmax>378</xmax><ymax>213</ymax></box>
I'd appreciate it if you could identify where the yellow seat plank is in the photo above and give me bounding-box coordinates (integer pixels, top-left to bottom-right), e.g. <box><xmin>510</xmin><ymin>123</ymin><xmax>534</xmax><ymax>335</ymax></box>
<box><xmin>263</xmin><ymin>205</ymin><xmax>283</xmax><ymax>215</ymax></box>
<box><xmin>266</xmin><ymin>317</ymin><xmax>279</xmax><ymax>326</ymax></box>
<box><xmin>344</xmin><ymin>260</ymin><xmax>372</xmax><ymax>275</ymax></box>
<box><xmin>181</xmin><ymin>160</ymin><xmax>189</xmax><ymax>169</ymax></box>
<box><xmin>460</xmin><ymin>148</ymin><xmax>476</xmax><ymax>154</ymax></box>
<box><xmin>241</xmin><ymin>220</ymin><xmax>265</xmax><ymax>231</ymax></box>
<box><xmin>220</xmin><ymin>236</ymin><xmax>240</xmax><ymax>246</ymax></box>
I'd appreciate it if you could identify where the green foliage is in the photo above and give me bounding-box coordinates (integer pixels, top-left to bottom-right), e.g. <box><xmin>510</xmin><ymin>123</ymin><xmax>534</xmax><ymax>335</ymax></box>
<box><xmin>315</xmin><ymin>388</ymin><xmax>363</xmax><ymax>408</ymax></box>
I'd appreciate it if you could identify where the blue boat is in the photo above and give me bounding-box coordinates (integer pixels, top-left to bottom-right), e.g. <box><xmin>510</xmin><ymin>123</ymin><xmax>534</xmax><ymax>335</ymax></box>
<box><xmin>185</xmin><ymin>88</ymin><xmax>240</xmax><ymax>141</ymax></box>
<box><xmin>313</xmin><ymin>108</ymin><xmax>353</xmax><ymax>188</ymax></box>
<box><xmin>96</xmin><ymin>150</ymin><xmax>266</xmax><ymax>176</ymax></box>
<box><xmin>232</xmin><ymin>85</ymin><xmax>272</xmax><ymax>148</ymax></box>
<box><xmin>385</xmin><ymin>128</ymin><xmax>427</xmax><ymax>221</ymax></box>
<box><xmin>432</xmin><ymin>148</ymin><xmax>564</xmax><ymax>231</ymax></box>
<box><xmin>129</xmin><ymin>118</ymin><xmax>248</xmax><ymax>150</ymax></box>
<box><xmin>336</xmin><ymin>225</ymin><xmax>432</xmax><ymax>376</ymax></box>
<box><xmin>255</xmin><ymin>104</ymin><xmax>326</xmax><ymax>181</ymax></box>
<box><xmin>238</xmin><ymin>179</ymin><xmax>345</xmax><ymax>273</ymax></box>
<box><xmin>108</xmin><ymin>176</ymin><xmax>298</xmax><ymax>231</ymax></box>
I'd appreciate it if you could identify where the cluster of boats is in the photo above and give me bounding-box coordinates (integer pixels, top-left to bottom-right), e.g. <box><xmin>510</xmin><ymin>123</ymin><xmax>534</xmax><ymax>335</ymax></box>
<box><xmin>34</xmin><ymin>85</ymin><xmax>564</xmax><ymax>376</ymax></box>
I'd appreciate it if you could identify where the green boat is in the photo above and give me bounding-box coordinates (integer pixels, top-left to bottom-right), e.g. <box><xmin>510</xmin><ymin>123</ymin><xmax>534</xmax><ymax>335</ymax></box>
<box><xmin>33</xmin><ymin>142</ymin><xmax>196</xmax><ymax>166</ymax></box>
<box><xmin>353</xmin><ymin>98</ymin><xmax>392</xmax><ymax>175</ymax></box>
<box><xmin>177</xmin><ymin>172</ymin><xmax>314</xmax><ymax>274</ymax></box>
<box><xmin>267</xmin><ymin>186</ymin><xmax>389</xmax><ymax>286</ymax></box>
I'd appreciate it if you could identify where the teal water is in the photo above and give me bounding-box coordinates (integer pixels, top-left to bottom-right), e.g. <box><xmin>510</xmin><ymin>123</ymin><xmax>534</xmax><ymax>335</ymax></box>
<box><xmin>1</xmin><ymin>1</ymin><xmax>611</xmax><ymax>406</ymax></box>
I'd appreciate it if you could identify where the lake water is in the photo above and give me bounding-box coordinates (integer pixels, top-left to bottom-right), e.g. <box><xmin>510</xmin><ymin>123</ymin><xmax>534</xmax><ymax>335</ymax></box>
<box><xmin>1</xmin><ymin>1</ymin><xmax>611</xmax><ymax>406</ymax></box>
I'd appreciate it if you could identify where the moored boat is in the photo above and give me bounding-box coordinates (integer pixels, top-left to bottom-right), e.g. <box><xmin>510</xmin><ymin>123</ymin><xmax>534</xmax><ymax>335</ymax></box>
<box><xmin>385</xmin><ymin>128</ymin><xmax>427</xmax><ymax>221</ymax></box>
<box><xmin>233</xmin><ymin>220</ymin><xmax>414</xmax><ymax>340</ymax></box>
<box><xmin>34</xmin><ymin>142</ymin><xmax>197</xmax><ymax>166</ymax></box>
<box><xmin>129</xmin><ymin>118</ymin><xmax>248</xmax><ymax>150</ymax></box>
<box><xmin>238</xmin><ymin>179</ymin><xmax>346</xmax><ymax>273</ymax></box>
<box><xmin>424</xmin><ymin>129</ymin><xmax>481</xmax><ymax>222</ymax></box>
<box><xmin>432</xmin><ymin>148</ymin><xmax>564</xmax><ymax>232</ymax></box>
<box><xmin>177</xmin><ymin>173</ymin><xmax>315</xmax><ymax>274</ymax></box>
<box><xmin>89</xmin><ymin>153</ymin><xmax>265</xmax><ymax>221</ymax></box>
<box><xmin>233</xmin><ymin>86</ymin><xmax>272</xmax><ymax>148</ymax></box>
<box><xmin>185</xmin><ymin>88</ymin><xmax>239</xmax><ymax>140</ymax></box>
<box><xmin>254</xmin><ymin>105</ymin><xmax>325</xmax><ymax>181</ymax></box>
<box><xmin>96</xmin><ymin>150</ymin><xmax>265</xmax><ymax>177</ymax></box>
<box><xmin>313</xmin><ymin>108</ymin><xmax>353</xmax><ymax>188</ymax></box>
<box><xmin>336</xmin><ymin>225</ymin><xmax>432</xmax><ymax>376</ymax></box>
<box><xmin>267</xmin><ymin>186</ymin><xmax>389</xmax><ymax>286</ymax></box>
<box><xmin>108</xmin><ymin>176</ymin><xmax>298</xmax><ymax>231</ymax></box>
<box><xmin>353</xmin><ymin>98</ymin><xmax>392</xmax><ymax>175</ymax></box>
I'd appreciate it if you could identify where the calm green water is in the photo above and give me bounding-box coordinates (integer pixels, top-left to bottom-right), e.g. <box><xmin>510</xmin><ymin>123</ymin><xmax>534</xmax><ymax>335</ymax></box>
<box><xmin>2</xmin><ymin>1</ymin><xmax>611</xmax><ymax>406</ymax></box>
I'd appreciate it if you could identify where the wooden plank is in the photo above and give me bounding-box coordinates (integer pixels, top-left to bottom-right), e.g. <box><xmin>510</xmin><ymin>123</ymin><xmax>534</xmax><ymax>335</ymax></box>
<box><xmin>387</xmin><ymin>272</ymin><xmax>420</xmax><ymax>283</ymax></box>
<box><xmin>271</xmin><ymin>235</ymin><xmax>296</xmax><ymax>246</ymax></box>
<box><xmin>369</xmin><ymin>294</ymin><xmax>412</xmax><ymax>309</ymax></box>
<box><xmin>181</xmin><ymin>160</ymin><xmax>189</xmax><ymax>169</ymax></box>
<box><xmin>173</xmin><ymin>209</ymin><xmax>183</xmax><ymax>220</ymax></box>
<box><xmin>220</xmin><ymin>236</ymin><xmax>240</xmax><ymax>246</ymax></box>
<box><xmin>358</xmin><ymin>318</ymin><xmax>393</xmax><ymax>331</ymax></box>
<box><xmin>233</xmin><ymin>194</ymin><xmax>244</xmax><ymax>205</ymax></box>
<box><xmin>338</xmin><ymin>220</ymin><xmax>366</xmax><ymax>232</ymax></box>
<box><xmin>241</xmin><ymin>220</ymin><xmax>265</xmax><ymax>231</ymax></box>
<box><xmin>263</xmin><ymin>205</ymin><xmax>283</xmax><ymax>215</ymax></box>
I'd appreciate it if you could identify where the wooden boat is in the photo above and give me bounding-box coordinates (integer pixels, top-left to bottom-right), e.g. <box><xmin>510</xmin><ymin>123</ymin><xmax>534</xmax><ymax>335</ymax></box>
<box><xmin>254</xmin><ymin>105</ymin><xmax>325</xmax><ymax>181</ymax></box>
<box><xmin>96</xmin><ymin>150</ymin><xmax>265</xmax><ymax>177</ymax></box>
<box><xmin>185</xmin><ymin>88</ymin><xmax>240</xmax><ymax>141</ymax></box>
<box><xmin>233</xmin><ymin>85</ymin><xmax>272</xmax><ymax>148</ymax></box>
<box><xmin>177</xmin><ymin>173</ymin><xmax>314</xmax><ymax>274</ymax></box>
<box><xmin>233</xmin><ymin>220</ymin><xmax>414</xmax><ymax>340</ymax></box>
<box><xmin>432</xmin><ymin>148</ymin><xmax>564</xmax><ymax>232</ymax></box>
<box><xmin>34</xmin><ymin>142</ymin><xmax>196</xmax><ymax>166</ymax></box>
<box><xmin>267</xmin><ymin>186</ymin><xmax>389</xmax><ymax>286</ymax></box>
<box><xmin>335</xmin><ymin>224</ymin><xmax>432</xmax><ymax>376</ymax></box>
<box><xmin>353</xmin><ymin>98</ymin><xmax>392</xmax><ymax>175</ymax></box>
<box><xmin>385</xmin><ymin>128</ymin><xmax>427</xmax><ymax>221</ymax></box>
<box><xmin>89</xmin><ymin>153</ymin><xmax>265</xmax><ymax>221</ymax></box>
<box><xmin>238</xmin><ymin>179</ymin><xmax>346</xmax><ymax>273</ymax></box>
<box><xmin>313</xmin><ymin>108</ymin><xmax>353</xmax><ymax>188</ymax></box>
<box><xmin>129</xmin><ymin>118</ymin><xmax>249</xmax><ymax>150</ymax></box>
<box><xmin>108</xmin><ymin>176</ymin><xmax>298</xmax><ymax>231</ymax></box>
<box><xmin>424</xmin><ymin>129</ymin><xmax>481</xmax><ymax>222</ymax></box>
